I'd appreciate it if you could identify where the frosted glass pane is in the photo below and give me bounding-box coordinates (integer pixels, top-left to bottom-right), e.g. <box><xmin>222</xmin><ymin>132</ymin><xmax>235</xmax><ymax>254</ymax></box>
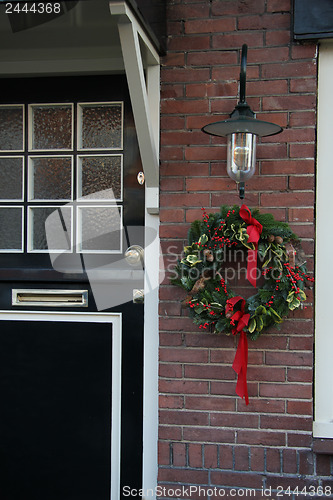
<box><xmin>0</xmin><ymin>207</ymin><xmax>22</xmax><ymax>251</ymax></box>
<box><xmin>30</xmin><ymin>206</ymin><xmax>71</xmax><ymax>251</ymax></box>
<box><xmin>0</xmin><ymin>106</ymin><xmax>23</xmax><ymax>151</ymax></box>
<box><xmin>79</xmin><ymin>206</ymin><xmax>121</xmax><ymax>252</ymax></box>
<box><xmin>31</xmin><ymin>105</ymin><xmax>72</xmax><ymax>150</ymax></box>
<box><xmin>0</xmin><ymin>157</ymin><xmax>23</xmax><ymax>200</ymax></box>
<box><xmin>80</xmin><ymin>104</ymin><xmax>122</xmax><ymax>149</ymax></box>
<box><xmin>79</xmin><ymin>156</ymin><xmax>122</xmax><ymax>200</ymax></box>
<box><xmin>30</xmin><ymin>157</ymin><xmax>72</xmax><ymax>201</ymax></box>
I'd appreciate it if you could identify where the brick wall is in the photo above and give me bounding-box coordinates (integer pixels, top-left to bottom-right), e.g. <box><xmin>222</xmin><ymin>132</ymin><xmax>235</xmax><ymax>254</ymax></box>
<box><xmin>159</xmin><ymin>0</ymin><xmax>333</xmax><ymax>496</ymax></box>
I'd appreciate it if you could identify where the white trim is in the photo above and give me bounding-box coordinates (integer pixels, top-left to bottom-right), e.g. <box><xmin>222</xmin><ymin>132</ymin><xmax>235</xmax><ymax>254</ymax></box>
<box><xmin>0</xmin><ymin>310</ymin><xmax>122</xmax><ymax>500</ymax></box>
<box><xmin>110</xmin><ymin>1</ymin><xmax>160</xmax><ymax>214</ymax></box>
<box><xmin>314</xmin><ymin>42</ymin><xmax>333</xmax><ymax>438</ymax></box>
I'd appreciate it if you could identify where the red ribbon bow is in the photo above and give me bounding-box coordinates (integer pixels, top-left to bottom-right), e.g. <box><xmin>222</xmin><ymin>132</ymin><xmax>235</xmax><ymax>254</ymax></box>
<box><xmin>226</xmin><ymin>296</ymin><xmax>250</xmax><ymax>405</ymax></box>
<box><xmin>239</xmin><ymin>204</ymin><xmax>263</xmax><ymax>288</ymax></box>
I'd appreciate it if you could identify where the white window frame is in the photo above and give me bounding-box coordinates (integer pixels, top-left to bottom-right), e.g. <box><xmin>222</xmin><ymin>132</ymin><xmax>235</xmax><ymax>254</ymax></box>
<box><xmin>314</xmin><ymin>41</ymin><xmax>333</xmax><ymax>438</ymax></box>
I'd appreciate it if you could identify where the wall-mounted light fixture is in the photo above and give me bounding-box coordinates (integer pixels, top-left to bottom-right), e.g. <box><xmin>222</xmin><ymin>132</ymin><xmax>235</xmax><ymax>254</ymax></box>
<box><xmin>202</xmin><ymin>44</ymin><xmax>283</xmax><ymax>199</ymax></box>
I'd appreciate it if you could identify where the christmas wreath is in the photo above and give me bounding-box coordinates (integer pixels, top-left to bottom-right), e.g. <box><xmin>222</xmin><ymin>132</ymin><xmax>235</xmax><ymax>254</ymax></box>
<box><xmin>172</xmin><ymin>205</ymin><xmax>314</xmax><ymax>404</ymax></box>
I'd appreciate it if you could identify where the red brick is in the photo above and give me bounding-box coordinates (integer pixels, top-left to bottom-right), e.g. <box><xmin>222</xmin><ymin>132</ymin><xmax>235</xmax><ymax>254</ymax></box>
<box><xmin>172</xmin><ymin>443</ymin><xmax>186</xmax><ymax>467</ymax></box>
<box><xmin>287</xmin><ymin>368</ymin><xmax>312</xmax><ymax>383</ymax></box>
<box><xmin>256</xmin><ymin>143</ymin><xmax>287</xmax><ymax>160</ymax></box>
<box><xmin>287</xmin><ymin>400</ymin><xmax>312</xmax><ymax>415</ymax></box>
<box><xmin>158</xmin><ymin>441</ymin><xmax>170</xmax><ymax>466</ymax></box>
<box><xmin>267</xmin><ymin>0</ymin><xmax>291</xmax><ymax>12</ymax></box>
<box><xmin>246</xmin><ymin>79</ymin><xmax>288</xmax><ymax>96</ymax></box>
<box><xmin>160</xmin><ymin>224</ymin><xmax>188</xmax><ymax>238</ymax></box>
<box><xmin>161</xmin><ymin>116</ymin><xmax>185</xmax><ymax>130</ymax></box>
<box><xmin>266</xmin><ymin>30</ymin><xmax>291</xmax><ymax>46</ymax></box>
<box><xmin>261</xmin><ymin>159</ymin><xmax>315</xmax><ymax>175</ymax></box>
<box><xmin>291</xmin><ymin>44</ymin><xmax>317</xmax><ymax>60</ymax></box>
<box><xmin>159</xmin><ymin>363</ymin><xmax>182</xmax><ymax>378</ymax></box>
<box><xmin>299</xmin><ymin>450</ymin><xmax>314</xmax><ymax>475</ymax></box>
<box><xmin>316</xmin><ymin>454</ymin><xmax>332</xmax><ymax>476</ymax></box>
<box><xmin>212</xmin><ymin>192</ymin><xmax>259</xmax><ymax>207</ymax></box>
<box><xmin>211</xmin><ymin>471</ymin><xmax>263</xmax><ymax>488</ymax></box>
<box><xmin>186</xmin><ymin>80</ymin><xmax>237</xmax><ymax>97</ymax></box>
<box><xmin>161</xmin><ymin>99</ymin><xmax>209</xmax><ymax>115</ymax></box>
<box><xmin>262</xmin><ymin>94</ymin><xmax>316</xmax><ymax>111</ymax></box>
<box><xmin>185</xmin><ymin>146</ymin><xmax>226</xmax><ymax>162</ymax></box>
<box><xmin>266</xmin><ymin>448</ymin><xmax>281</xmax><ymax>473</ymax></box>
<box><xmin>160</xmin><ymin>177</ymin><xmax>184</xmax><ymax>191</ymax></box>
<box><xmin>204</xmin><ymin>444</ymin><xmax>218</xmax><ymax>468</ymax></box>
<box><xmin>234</xmin><ymin>446</ymin><xmax>250</xmax><ymax>471</ymax></box>
<box><xmin>218</xmin><ymin>445</ymin><xmax>233</xmax><ymax>469</ymax></box>
<box><xmin>162</xmin><ymin>130</ymin><xmax>210</xmax><ymax>146</ymax></box>
<box><xmin>238</xmin><ymin>13</ymin><xmax>291</xmax><ymax>30</ymax></box>
<box><xmin>159</xmin><ymin>379</ymin><xmax>209</xmax><ymax>395</ymax></box>
<box><xmin>160</xmin><ymin>209</ymin><xmax>185</xmax><ymax>223</ymax></box>
<box><xmin>212</xmin><ymin>0</ymin><xmax>265</xmax><ymax>16</ymax></box>
<box><xmin>161</xmin><ymin>68</ymin><xmax>210</xmax><ymax>84</ymax></box>
<box><xmin>266</xmin><ymin>475</ymin><xmax>314</xmax><ymax>490</ymax></box>
<box><xmin>185</xmin><ymin>395</ymin><xmax>236</xmax><ymax>411</ymax></box>
<box><xmin>168</xmin><ymin>35</ymin><xmax>210</xmax><ymax>51</ymax></box>
<box><xmin>158</xmin><ymin>468</ymin><xmax>209</xmax><ymax>484</ymax></box>
<box><xmin>160</xmin><ymin>162</ymin><xmax>209</xmax><ymax>177</ymax></box>
<box><xmin>167</xmin><ymin>3</ymin><xmax>210</xmax><ymax>21</ymax></box>
<box><xmin>289</xmin><ymin>143</ymin><xmax>315</xmax><ymax>159</ymax></box>
<box><xmin>250</xmin><ymin>447</ymin><xmax>265</xmax><ymax>471</ymax></box>
<box><xmin>261</xmin><ymin>415</ymin><xmax>312</xmax><ymax>431</ymax></box>
<box><xmin>159</xmin><ymin>395</ymin><xmax>184</xmax><ymax>409</ymax></box>
<box><xmin>184</xmin><ymin>426</ymin><xmax>235</xmax><ymax>443</ymax></box>
<box><xmin>247</xmin><ymin>47</ymin><xmax>289</xmax><ymax>63</ymax></box>
<box><xmin>266</xmin><ymin>351</ymin><xmax>313</xmax><ymax>367</ymax></box>
<box><xmin>185</xmin><ymin>18</ymin><xmax>236</xmax><ymax>34</ymax></box>
<box><xmin>282</xmin><ymin>449</ymin><xmax>298</xmax><ymax>474</ymax></box>
<box><xmin>161</xmin><ymin>84</ymin><xmax>184</xmax><ymax>99</ymax></box>
<box><xmin>289</xmin><ymin>336</ymin><xmax>313</xmax><ymax>351</ymax></box>
<box><xmin>160</xmin><ymin>145</ymin><xmax>183</xmax><ymax>161</ymax></box>
<box><xmin>212</xmin><ymin>32</ymin><xmax>264</xmax><ymax>50</ymax></box>
<box><xmin>163</xmin><ymin>52</ymin><xmax>186</xmax><ymax>67</ymax></box>
<box><xmin>259</xmin><ymin>382</ymin><xmax>312</xmax><ymax>399</ymax></box>
<box><xmin>188</xmin><ymin>443</ymin><xmax>202</xmax><ymax>468</ymax></box>
<box><xmin>289</xmin><ymin>111</ymin><xmax>315</xmax><ymax>127</ymax></box>
<box><xmin>159</xmin><ymin>426</ymin><xmax>182</xmax><ymax>441</ymax></box>
<box><xmin>185</xmin><ymin>364</ymin><xmax>236</xmax><ymax>380</ymax></box>
<box><xmin>262</xmin><ymin>61</ymin><xmax>316</xmax><ymax>79</ymax></box>
<box><xmin>160</xmin><ymin>192</ymin><xmax>210</xmax><ymax>208</ymax></box>
<box><xmin>290</xmin><ymin>77</ymin><xmax>316</xmax><ymax>93</ymax></box>
<box><xmin>288</xmin><ymin>207</ymin><xmax>314</xmax><ymax>222</ymax></box>
<box><xmin>237</xmin><ymin>430</ymin><xmax>286</xmax><ymax>446</ymax></box>
<box><xmin>287</xmin><ymin>432</ymin><xmax>312</xmax><ymax>447</ymax></box>
<box><xmin>160</xmin><ymin>347</ymin><xmax>209</xmax><ymax>363</ymax></box>
<box><xmin>261</xmin><ymin>192</ymin><xmax>314</xmax><ymax>208</ymax></box>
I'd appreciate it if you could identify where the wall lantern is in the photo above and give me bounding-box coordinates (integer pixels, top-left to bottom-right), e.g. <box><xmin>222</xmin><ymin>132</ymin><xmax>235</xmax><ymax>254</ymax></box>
<box><xmin>202</xmin><ymin>44</ymin><xmax>283</xmax><ymax>199</ymax></box>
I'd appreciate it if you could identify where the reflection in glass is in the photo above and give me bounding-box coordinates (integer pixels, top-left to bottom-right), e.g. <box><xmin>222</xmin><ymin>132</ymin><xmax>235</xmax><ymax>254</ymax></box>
<box><xmin>0</xmin><ymin>106</ymin><xmax>24</xmax><ymax>151</ymax></box>
<box><xmin>78</xmin><ymin>155</ymin><xmax>122</xmax><ymax>200</ymax></box>
<box><xmin>0</xmin><ymin>157</ymin><xmax>23</xmax><ymax>200</ymax></box>
<box><xmin>79</xmin><ymin>103</ymin><xmax>122</xmax><ymax>149</ymax></box>
<box><xmin>31</xmin><ymin>105</ymin><xmax>72</xmax><ymax>150</ymax></box>
<box><xmin>78</xmin><ymin>206</ymin><xmax>121</xmax><ymax>252</ymax></box>
<box><xmin>29</xmin><ymin>206</ymin><xmax>72</xmax><ymax>251</ymax></box>
<box><xmin>29</xmin><ymin>157</ymin><xmax>72</xmax><ymax>201</ymax></box>
<box><xmin>0</xmin><ymin>207</ymin><xmax>23</xmax><ymax>251</ymax></box>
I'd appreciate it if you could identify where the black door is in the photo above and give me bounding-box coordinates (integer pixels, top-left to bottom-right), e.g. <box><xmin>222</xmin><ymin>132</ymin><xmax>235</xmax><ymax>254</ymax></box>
<box><xmin>0</xmin><ymin>75</ymin><xmax>145</xmax><ymax>499</ymax></box>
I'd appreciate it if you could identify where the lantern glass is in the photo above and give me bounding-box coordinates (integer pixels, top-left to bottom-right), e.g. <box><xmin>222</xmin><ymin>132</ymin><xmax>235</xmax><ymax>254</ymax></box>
<box><xmin>227</xmin><ymin>132</ymin><xmax>256</xmax><ymax>183</ymax></box>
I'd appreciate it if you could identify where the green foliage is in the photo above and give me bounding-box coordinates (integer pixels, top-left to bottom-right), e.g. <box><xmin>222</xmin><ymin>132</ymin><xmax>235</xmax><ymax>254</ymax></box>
<box><xmin>172</xmin><ymin>204</ymin><xmax>313</xmax><ymax>339</ymax></box>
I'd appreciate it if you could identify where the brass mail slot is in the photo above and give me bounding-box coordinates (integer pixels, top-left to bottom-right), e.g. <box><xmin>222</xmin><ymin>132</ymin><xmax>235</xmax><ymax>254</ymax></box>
<box><xmin>12</xmin><ymin>289</ymin><xmax>88</xmax><ymax>307</ymax></box>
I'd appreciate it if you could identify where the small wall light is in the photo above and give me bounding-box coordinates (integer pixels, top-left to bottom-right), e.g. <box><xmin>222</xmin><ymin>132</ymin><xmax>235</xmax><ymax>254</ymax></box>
<box><xmin>202</xmin><ymin>44</ymin><xmax>283</xmax><ymax>199</ymax></box>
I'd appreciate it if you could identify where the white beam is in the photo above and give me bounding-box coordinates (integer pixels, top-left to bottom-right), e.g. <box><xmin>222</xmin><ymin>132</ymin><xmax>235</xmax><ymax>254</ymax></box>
<box><xmin>110</xmin><ymin>1</ymin><xmax>160</xmax><ymax>214</ymax></box>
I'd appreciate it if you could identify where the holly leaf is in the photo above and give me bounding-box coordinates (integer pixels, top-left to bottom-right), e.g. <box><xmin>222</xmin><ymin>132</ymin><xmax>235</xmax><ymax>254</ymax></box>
<box><xmin>248</xmin><ymin>317</ymin><xmax>257</xmax><ymax>333</ymax></box>
<box><xmin>198</xmin><ymin>234</ymin><xmax>208</xmax><ymax>245</ymax></box>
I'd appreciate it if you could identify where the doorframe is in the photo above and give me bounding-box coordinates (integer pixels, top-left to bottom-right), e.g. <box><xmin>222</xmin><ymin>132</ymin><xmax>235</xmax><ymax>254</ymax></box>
<box><xmin>0</xmin><ymin>310</ymin><xmax>122</xmax><ymax>499</ymax></box>
<box><xmin>0</xmin><ymin>1</ymin><xmax>160</xmax><ymax>494</ymax></box>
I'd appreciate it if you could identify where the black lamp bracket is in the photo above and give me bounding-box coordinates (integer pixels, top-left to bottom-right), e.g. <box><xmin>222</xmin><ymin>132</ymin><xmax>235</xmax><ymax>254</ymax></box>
<box><xmin>230</xmin><ymin>44</ymin><xmax>255</xmax><ymax>120</ymax></box>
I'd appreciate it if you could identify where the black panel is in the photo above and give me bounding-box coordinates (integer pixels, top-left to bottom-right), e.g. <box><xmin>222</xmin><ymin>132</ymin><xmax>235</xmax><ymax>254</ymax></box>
<box><xmin>294</xmin><ymin>0</ymin><xmax>333</xmax><ymax>39</ymax></box>
<box><xmin>0</xmin><ymin>320</ymin><xmax>112</xmax><ymax>500</ymax></box>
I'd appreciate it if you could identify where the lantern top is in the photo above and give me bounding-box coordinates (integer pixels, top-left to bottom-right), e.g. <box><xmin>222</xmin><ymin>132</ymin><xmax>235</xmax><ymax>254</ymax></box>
<box><xmin>202</xmin><ymin>44</ymin><xmax>283</xmax><ymax>138</ymax></box>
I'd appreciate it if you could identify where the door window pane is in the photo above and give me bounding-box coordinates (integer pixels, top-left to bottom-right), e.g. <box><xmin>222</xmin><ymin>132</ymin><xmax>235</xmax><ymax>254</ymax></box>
<box><xmin>29</xmin><ymin>206</ymin><xmax>72</xmax><ymax>252</ymax></box>
<box><xmin>78</xmin><ymin>103</ymin><xmax>123</xmax><ymax>150</ymax></box>
<box><xmin>0</xmin><ymin>105</ymin><xmax>24</xmax><ymax>151</ymax></box>
<box><xmin>30</xmin><ymin>104</ymin><xmax>73</xmax><ymax>150</ymax></box>
<box><xmin>77</xmin><ymin>206</ymin><xmax>122</xmax><ymax>253</ymax></box>
<box><xmin>0</xmin><ymin>207</ymin><xmax>23</xmax><ymax>252</ymax></box>
<box><xmin>0</xmin><ymin>157</ymin><xmax>24</xmax><ymax>200</ymax></box>
<box><xmin>78</xmin><ymin>155</ymin><xmax>122</xmax><ymax>201</ymax></box>
<box><xmin>28</xmin><ymin>156</ymin><xmax>73</xmax><ymax>201</ymax></box>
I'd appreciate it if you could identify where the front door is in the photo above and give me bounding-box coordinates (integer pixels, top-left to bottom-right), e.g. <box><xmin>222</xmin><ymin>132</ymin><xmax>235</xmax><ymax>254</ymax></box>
<box><xmin>0</xmin><ymin>75</ymin><xmax>145</xmax><ymax>499</ymax></box>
